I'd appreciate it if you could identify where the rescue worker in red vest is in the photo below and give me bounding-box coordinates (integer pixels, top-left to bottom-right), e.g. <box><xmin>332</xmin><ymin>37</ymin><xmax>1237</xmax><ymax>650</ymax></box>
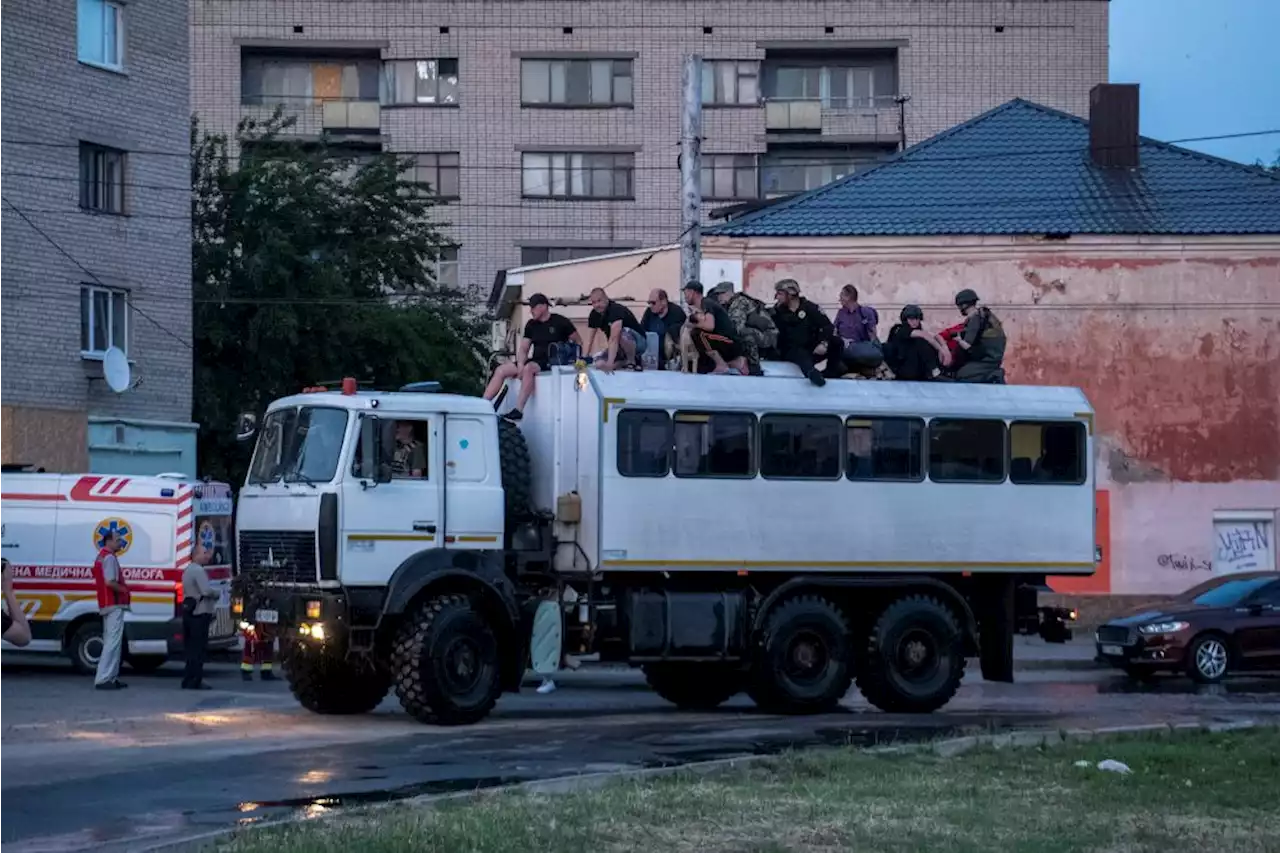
<box><xmin>241</xmin><ymin>619</ymin><xmax>276</xmax><ymax>681</ymax></box>
<box><xmin>91</xmin><ymin>527</ymin><xmax>131</xmax><ymax>690</ymax></box>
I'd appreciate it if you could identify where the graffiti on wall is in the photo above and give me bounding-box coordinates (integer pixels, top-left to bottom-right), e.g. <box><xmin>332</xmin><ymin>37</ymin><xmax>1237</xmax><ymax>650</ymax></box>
<box><xmin>1215</xmin><ymin>521</ymin><xmax>1274</xmax><ymax>574</ymax></box>
<box><xmin>1156</xmin><ymin>553</ymin><xmax>1212</xmax><ymax>573</ymax></box>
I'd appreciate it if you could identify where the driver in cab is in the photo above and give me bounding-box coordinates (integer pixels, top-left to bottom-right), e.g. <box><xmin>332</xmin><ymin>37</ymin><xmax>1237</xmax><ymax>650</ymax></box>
<box><xmin>392</xmin><ymin>421</ymin><xmax>426</xmax><ymax>478</ymax></box>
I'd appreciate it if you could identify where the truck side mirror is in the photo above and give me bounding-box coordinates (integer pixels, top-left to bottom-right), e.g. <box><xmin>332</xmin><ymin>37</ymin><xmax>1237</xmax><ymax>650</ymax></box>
<box><xmin>358</xmin><ymin>416</ymin><xmax>395</xmax><ymax>484</ymax></box>
<box><xmin>235</xmin><ymin>412</ymin><xmax>258</xmax><ymax>443</ymax></box>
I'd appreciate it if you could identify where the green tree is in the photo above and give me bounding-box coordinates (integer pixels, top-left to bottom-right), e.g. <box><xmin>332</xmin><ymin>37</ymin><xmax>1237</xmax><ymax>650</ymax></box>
<box><xmin>191</xmin><ymin>110</ymin><xmax>486</xmax><ymax>483</ymax></box>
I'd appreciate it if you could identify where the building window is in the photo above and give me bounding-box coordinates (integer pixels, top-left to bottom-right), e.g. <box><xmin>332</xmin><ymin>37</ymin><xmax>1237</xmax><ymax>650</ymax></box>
<box><xmin>928</xmin><ymin>419</ymin><xmax>1006</xmax><ymax>483</ymax></box>
<box><xmin>760</xmin><ymin>151</ymin><xmax>889</xmax><ymax>198</ymax></box>
<box><xmin>520</xmin><ymin>246</ymin><xmax>632</xmax><ymax>266</ymax></box>
<box><xmin>701</xmin><ymin>60</ymin><xmax>758</xmax><ymax>106</ymax></box>
<box><xmin>846</xmin><ymin>417</ymin><xmax>925</xmax><ymax>481</ymax></box>
<box><xmin>700</xmin><ymin>154</ymin><xmax>758</xmax><ymax>200</ymax></box>
<box><xmin>521</xmin><ymin>59</ymin><xmax>633</xmax><ymax>106</ymax></box>
<box><xmin>241</xmin><ymin>56</ymin><xmax>381</xmax><ymax>105</ymax></box>
<box><xmin>1009</xmin><ymin>421</ymin><xmax>1086</xmax><ymax>485</ymax></box>
<box><xmin>382</xmin><ymin>59</ymin><xmax>460</xmax><ymax>105</ymax></box>
<box><xmin>767</xmin><ymin>62</ymin><xmax>897</xmax><ymax>108</ymax></box>
<box><xmin>672</xmin><ymin>412</ymin><xmax>755</xmax><ymax>478</ymax></box>
<box><xmin>408</xmin><ymin>153</ymin><xmax>460</xmax><ymax>199</ymax></box>
<box><xmin>79</xmin><ymin>143</ymin><xmax>126</xmax><ymax>214</ymax></box>
<box><xmin>617</xmin><ymin>409</ymin><xmax>671</xmax><ymax>477</ymax></box>
<box><xmin>760</xmin><ymin>415</ymin><xmax>842</xmax><ymax>479</ymax></box>
<box><xmin>78</xmin><ymin>0</ymin><xmax>123</xmax><ymax>70</ymax></box>
<box><xmin>430</xmin><ymin>246</ymin><xmax>459</xmax><ymax>290</ymax></box>
<box><xmin>521</xmin><ymin>152</ymin><xmax>634</xmax><ymax>200</ymax></box>
<box><xmin>80</xmin><ymin>285</ymin><xmax>128</xmax><ymax>356</ymax></box>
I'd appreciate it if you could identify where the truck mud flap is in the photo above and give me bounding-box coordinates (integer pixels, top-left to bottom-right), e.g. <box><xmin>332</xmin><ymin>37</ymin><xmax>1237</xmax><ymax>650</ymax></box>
<box><xmin>530</xmin><ymin>600</ymin><xmax>562</xmax><ymax>675</ymax></box>
<box><xmin>977</xmin><ymin>576</ymin><xmax>1015</xmax><ymax>683</ymax></box>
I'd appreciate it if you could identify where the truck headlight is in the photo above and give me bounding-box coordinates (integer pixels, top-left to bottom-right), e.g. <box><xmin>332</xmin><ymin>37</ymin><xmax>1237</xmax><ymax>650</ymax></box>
<box><xmin>1138</xmin><ymin>621</ymin><xmax>1189</xmax><ymax>635</ymax></box>
<box><xmin>232</xmin><ymin>597</ymin><xmax>244</xmax><ymax>615</ymax></box>
<box><xmin>306</xmin><ymin>600</ymin><xmax>322</xmax><ymax>620</ymax></box>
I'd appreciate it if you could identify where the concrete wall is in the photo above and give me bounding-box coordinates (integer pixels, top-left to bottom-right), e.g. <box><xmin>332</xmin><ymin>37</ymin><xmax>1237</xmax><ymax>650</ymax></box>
<box><xmin>1</xmin><ymin>0</ymin><xmax>194</xmax><ymax>470</ymax></box>
<box><xmin>192</xmin><ymin>0</ymin><xmax>1107</xmax><ymax>297</ymax></box>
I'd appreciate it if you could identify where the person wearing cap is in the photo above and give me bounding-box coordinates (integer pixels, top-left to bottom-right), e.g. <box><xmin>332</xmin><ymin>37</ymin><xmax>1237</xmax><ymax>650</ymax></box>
<box><xmin>883</xmin><ymin>304</ymin><xmax>951</xmax><ymax>381</ymax></box>
<box><xmin>679</xmin><ymin>281</ymin><xmax>746</xmax><ymax>375</ymax></box>
<box><xmin>640</xmin><ymin>288</ymin><xmax>687</xmax><ymax>369</ymax></box>
<box><xmin>771</xmin><ymin>279</ymin><xmax>842</xmax><ymax>386</ymax></box>
<box><xmin>586</xmin><ymin>287</ymin><xmax>646</xmax><ymax>372</ymax></box>
<box><xmin>482</xmin><ymin>292</ymin><xmax>582</xmax><ymax>421</ymax></box>
<box><xmin>709</xmin><ymin>281</ymin><xmax>776</xmax><ymax>376</ymax></box>
<box><xmin>951</xmin><ymin>288</ymin><xmax>1007</xmax><ymax>383</ymax></box>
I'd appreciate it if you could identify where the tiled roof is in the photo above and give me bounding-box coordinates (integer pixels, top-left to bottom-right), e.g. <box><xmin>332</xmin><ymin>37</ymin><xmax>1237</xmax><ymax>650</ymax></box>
<box><xmin>707</xmin><ymin>99</ymin><xmax>1280</xmax><ymax>238</ymax></box>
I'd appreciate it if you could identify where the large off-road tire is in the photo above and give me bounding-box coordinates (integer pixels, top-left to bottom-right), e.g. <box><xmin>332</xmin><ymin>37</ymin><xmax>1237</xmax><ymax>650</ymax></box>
<box><xmin>748</xmin><ymin>595</ymin><xmax>853</xmax><ymax>714</ymax></box>
<box><xmin>498</xmin><ymin>418</ymin><xmax>532</xmax><ymax>524</ymax></box>
<box><xmin>393</xmin><ymin>594</ymin><xmax>503</xmax><ymax>726</ymax></box>
<box><xmin>644</xmin><ymin>663</ymin><xmax>746</xmax><ymax>710</ymax></box>
<box><xmin>282</xmin><ymin>642</ymin><xmax>391</xmax><ymax>715</ymax></box>
<box><xmin>856</xmin><ymin>595</ymin><xmax>966</xmax><ymax>714</ymax></box>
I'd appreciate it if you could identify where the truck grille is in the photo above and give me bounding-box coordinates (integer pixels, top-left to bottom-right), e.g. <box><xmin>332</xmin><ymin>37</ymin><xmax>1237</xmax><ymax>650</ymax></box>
<box><xmin>238</xmin><ymin>530</ymin><xmax>317</xmax><ymax>585</ymax></box>
<box><xmin>1095</xmin><ymin>625</ymin><xmax>1133</xmax><ymax>645</ymax></box>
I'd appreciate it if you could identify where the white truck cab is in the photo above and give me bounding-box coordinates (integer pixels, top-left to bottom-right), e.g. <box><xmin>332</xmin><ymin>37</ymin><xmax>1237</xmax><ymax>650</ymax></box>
<box><xmin>236</xmin><ymin>367</ymin><xmax>1097</xmax><ymax>725</ymax></box>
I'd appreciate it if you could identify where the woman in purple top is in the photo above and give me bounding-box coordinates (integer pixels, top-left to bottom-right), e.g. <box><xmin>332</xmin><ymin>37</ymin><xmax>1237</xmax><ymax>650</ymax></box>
<box><xmin>834</xmin><ymin>285</ymin><xmax>882</xmax><ymax>368</ymax></box>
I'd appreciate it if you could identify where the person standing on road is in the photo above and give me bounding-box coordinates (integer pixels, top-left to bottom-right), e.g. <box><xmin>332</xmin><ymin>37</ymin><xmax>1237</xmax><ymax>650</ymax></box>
<box><xmin>91</xmin><ymin>529</ymin><xmax>131</xmax><ymax>691</ymax></box>
<box><xmin>2</xmin><ymin>560</ymin><xmax>33</xmax><ymax>647</ymax></box>
<box><xmin>181</xmin><ymin>547</ymin><xmax>220</xmax><ymax>691</ymax></box>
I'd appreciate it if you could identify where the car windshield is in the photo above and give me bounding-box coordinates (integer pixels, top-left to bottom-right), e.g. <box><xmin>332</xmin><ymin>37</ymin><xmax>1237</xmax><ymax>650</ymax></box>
<box><xmin>246</xmin><ymin>406</ymin><xmax>348</xmax><ymax>485</ymax></box>
<box><xmin>1188</xmin><ymin>576</ymin><xmax>1274</xmax><ymax>608</ymax></box>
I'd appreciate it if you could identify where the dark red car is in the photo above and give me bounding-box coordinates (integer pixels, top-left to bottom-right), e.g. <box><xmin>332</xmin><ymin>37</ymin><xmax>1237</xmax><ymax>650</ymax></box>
<box><xmin>1095</xmin><ymin>571</ymin><xmax>1280</xmax><ymax>683</ymax></box>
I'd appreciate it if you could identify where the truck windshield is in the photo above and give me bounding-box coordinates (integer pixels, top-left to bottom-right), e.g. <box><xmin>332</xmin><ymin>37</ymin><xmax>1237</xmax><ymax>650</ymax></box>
<box><xmin>247</xmin><ymin>407</ymin><xmax>348</xmax><ymax>485</ymax></box>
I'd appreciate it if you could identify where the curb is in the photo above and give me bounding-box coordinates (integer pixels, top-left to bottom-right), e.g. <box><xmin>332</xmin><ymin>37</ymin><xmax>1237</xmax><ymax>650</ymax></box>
<box><xmin>141</xmin><ymin>718</ymin><xmax>1272</xmax><ymax>853</ymax></box>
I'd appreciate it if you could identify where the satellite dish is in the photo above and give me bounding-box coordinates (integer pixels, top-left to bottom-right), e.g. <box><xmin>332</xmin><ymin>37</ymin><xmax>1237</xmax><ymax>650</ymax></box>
<box><xmin>103</xmin><ymin>347</ymin><xmax>131</xmax><ymax>393</ymax></box>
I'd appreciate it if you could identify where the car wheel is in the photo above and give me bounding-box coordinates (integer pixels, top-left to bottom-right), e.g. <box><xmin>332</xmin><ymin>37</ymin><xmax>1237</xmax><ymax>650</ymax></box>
<box><xmin>1187</xmin><ymin>634</ymin><xmax>1230</xmax><ymax>684</ymax></box>
<box><xmin>67</xmin><ymin>620</ymin><xmax>104</xmax><ymax>675</ymax></box>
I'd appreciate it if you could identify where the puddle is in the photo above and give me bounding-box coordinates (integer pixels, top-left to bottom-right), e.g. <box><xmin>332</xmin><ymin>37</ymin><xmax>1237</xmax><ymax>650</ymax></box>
<box><xmin>1096</xmin><ymin>676</ymin><xmax>1280</xmax><ymax>697</ymax></box>
<box><xmin>236</xmin><ymin>774</ymin><xmax>531</xmax><ymax>816</ymax></box>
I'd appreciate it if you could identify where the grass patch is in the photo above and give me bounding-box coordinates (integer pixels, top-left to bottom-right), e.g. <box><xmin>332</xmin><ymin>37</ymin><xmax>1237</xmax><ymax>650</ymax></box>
<box><xmin>219</xmin><ymin>729</ymin><xmax>1280</xmax><ymax>853</ymax></box>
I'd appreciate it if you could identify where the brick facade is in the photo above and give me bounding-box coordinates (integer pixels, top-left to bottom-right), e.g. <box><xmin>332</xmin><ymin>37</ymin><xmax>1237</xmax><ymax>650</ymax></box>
<box><xmin>1</xmin><ymin>0</ymin><xmax>192</xmax><ymax>468</ymax></box>
<box><xmin>190</xmin><ymin>0</ymin><xmax>1108</xmax><ymax>298</ymax></box>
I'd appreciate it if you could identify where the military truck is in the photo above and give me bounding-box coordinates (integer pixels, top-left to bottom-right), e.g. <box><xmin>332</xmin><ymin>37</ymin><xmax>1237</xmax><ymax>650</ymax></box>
<box><xmin>234</xmin><ymin>364</ymin><xmax>1097</xmax><ymax>724</ymax></box>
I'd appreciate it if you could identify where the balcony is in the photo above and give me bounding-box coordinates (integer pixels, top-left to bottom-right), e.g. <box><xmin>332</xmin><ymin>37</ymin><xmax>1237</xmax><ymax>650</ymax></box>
<box><xmin>322</xmin><ymin>100</ymin><xmax>381</xmax><ymax>132</ymax></box>
<box><xmin>764</xmin><ymin>97</ymin><xmax>901</xmax><ymax>142</ymax></box>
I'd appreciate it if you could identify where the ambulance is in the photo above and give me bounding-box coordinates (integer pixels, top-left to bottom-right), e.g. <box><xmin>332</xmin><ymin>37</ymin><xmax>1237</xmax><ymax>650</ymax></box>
<box><xmin>0</xmin><ymin>470</ymin><xmax>237</xmax><ymax>673</ymax></box>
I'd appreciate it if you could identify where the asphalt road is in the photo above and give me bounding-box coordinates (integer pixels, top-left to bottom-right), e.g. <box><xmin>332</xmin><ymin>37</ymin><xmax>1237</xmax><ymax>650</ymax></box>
<box><xmin>4</xmin><ymin>653</ymin><xmax>1280</xmax><ymax>853</ymax></box>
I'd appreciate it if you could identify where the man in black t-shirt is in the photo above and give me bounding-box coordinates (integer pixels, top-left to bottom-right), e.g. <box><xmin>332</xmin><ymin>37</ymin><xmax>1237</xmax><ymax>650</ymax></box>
<box><xmin>640</xmin><ymin>288</ymin><xmax>687</xmax><ymax>369</ymax></box>
<box><xmin>586</xmin><ymin>287</ymin><xmax>646</xmax><ymax>371</ymax></box>
<box><xmin>482</xmin><ymin>292</ymin><xmax>582</xmax><ymax>421</ymax></box>
<box><xmin>682</xmin><ymin>281</ymin><xmax>746</xmax><ymax>375</ymax></box>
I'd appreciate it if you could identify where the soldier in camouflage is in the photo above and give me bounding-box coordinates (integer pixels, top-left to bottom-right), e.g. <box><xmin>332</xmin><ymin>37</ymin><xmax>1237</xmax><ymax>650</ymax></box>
<box><xmin>709</xmin><ymin>281</ymin><xmax>778</xmax><ymax>376</ymax></box>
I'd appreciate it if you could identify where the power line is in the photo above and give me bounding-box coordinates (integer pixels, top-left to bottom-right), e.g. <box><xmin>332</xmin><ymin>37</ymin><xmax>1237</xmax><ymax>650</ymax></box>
<box><xmin>1</xmin><ymin>196</ymin><xmax>195</xmax><ymax>352</ymax></box>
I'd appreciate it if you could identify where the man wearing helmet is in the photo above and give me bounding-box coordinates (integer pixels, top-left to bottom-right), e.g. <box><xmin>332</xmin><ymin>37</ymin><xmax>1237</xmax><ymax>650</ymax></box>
<box><xmin>951</xmin><ymin>289</ymin><xmax>1007</xmax><ymax>383</ymax></box>
<box><xmin>883</xmin><ymin>304</ymin><xmax>952</xmax><ymax>381</ymax></box>
<box><xmin>708</xmin><ymin>281</ymin><xmax>777</xmax><ymax>376</ymax></box>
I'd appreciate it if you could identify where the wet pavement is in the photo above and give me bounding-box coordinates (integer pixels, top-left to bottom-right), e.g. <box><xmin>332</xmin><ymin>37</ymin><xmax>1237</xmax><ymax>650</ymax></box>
<box><xmin>3</xmin><ymin>655</ymin><xmax>1280</xmax><ymax>853</ymax></box>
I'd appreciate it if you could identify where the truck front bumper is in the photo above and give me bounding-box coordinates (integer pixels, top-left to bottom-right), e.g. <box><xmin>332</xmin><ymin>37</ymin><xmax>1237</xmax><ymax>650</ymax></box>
<box><xmin>240</xmin><ymin>587</ymin><xmax>350</xmax><ymax>646</ymax></box>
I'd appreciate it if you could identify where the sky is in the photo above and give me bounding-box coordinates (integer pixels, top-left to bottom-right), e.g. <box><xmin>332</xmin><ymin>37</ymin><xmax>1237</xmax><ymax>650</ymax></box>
<box><xmin>1110</xmin><ymin>0</ymin><xmax>1280</xmax><ymax>166</ymax></box>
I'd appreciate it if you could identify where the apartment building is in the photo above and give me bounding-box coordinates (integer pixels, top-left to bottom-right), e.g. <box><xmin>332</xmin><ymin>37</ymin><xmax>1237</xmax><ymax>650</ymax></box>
<box><xmin>191</xmin><ymin>0</ymin><xmax>1107</xmax><ymax>297</ymax></box>
<box><xmin>2</xmin><ymin>0</ymin><xmax>195</xmax><ymax>474</ymax></box>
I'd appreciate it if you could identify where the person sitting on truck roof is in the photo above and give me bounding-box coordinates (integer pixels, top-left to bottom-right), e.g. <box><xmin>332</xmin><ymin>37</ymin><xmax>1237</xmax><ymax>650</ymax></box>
<box><xmin>482</xmin><ymin>293</ymin><xmax>582</xmax><ymax>421</ymax></box>
<box><xmin>681</xmin><ymin>281</ymin><xmax>747</xmax><ymax>375</ymax></box>
<box><xmin>950</xmin><ymin>288</ymin><xmax>1008</xmax><ymax>384</ymax></box>
<box><xmin>771</xmin><ymin>279</ymin><xmax>843</xmax><ymax>386</ymax></box>
<box><xmin>834</xmin><ymin>285</ymin><xmax>883</xmax><ymax>370</ymax></box>
<box><xmin>640</xmin><ymin>288</ymin><xmax>686</xmax><ymax>370</ymax></box>
<box><xmin>709</xmin><ymin>281</ymin><xmax>776</xmax><ymax>376</ymax></box>
<box><xmin>883</xmin><ymin>304</ymin><xmax>952</xmax><ymax>381</ymax></box>
<box><xmin>586</xmin><ymin>287</ymin><xmax>646</xmax><ymax>372</ymax></box>
<box><xmin>391</xmin><ymin>421</ymin><xmax>426</xmax><ymax>478</ymax></box>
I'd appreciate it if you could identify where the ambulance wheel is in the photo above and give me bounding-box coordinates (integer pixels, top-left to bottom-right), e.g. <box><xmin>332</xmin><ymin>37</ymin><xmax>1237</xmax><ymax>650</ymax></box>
<box><xmin>855</xmin><ymin>595</ymin><xmax>966</xmax><ymax>714</ymax></box>
<box><xmin>748</xmin><ymin>595</ymin><xmax>853</xmax><ymax>714</ymax></box>
<box><xmin>393</xmin><ymin>594</ymin><xmax>502</xmax><ymax>726</ymax></box>
<box><xmin>126</xmin><ymin>654</ymin><xmax>168</xmax><ymax>674</ymax></box>
<box><xmin>282</xmin><ymin>643</ymin><xmax>390</xmax><ymax>715</ymax></box>
<box><xmin>644</xmin><ymin>663</ymin><xmax>746</xmax><ymax>710</ymax></box>
<box><xmin>67</xmin><ymin>620</ymin><xmax>104</xmax><ymax>675</ymax></box>
<box><xmin>498</xmin><ymin>418</ymin><xmax>532</xmax><ymax>523</ymax></box>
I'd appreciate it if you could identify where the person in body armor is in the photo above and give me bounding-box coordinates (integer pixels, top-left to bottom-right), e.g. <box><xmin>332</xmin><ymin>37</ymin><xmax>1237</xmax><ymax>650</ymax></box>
<box><xmin>950</xmin><ymin>288</ymin><xmax>1007</xmax><ymax>383</ymax></box>
<box><xmin>391</xmin><ymin>420</ymin><xmax>426</xmax><ymax>478</ymax></box>
<box><xmin>883</xmin><ymin>304</ymin><xmax>952</xmax><ymax>381</ymax></box>
<box><xmin>708</xmin><ymin>281</ymin><xmax>777</xmax><ymax>376</ymax></box>
<box><xmin>770</xmin><ymin>279</ymin><xmax>843</xmax><ymax>386</ymax></box>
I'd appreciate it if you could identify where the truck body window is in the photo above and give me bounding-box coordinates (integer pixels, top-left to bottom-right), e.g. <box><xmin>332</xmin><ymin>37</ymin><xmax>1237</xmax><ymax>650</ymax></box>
<box><xmin>846</xmin><ymin>417</ymin><xmax>924</xmax><ymax>481</ymax></box>
<box><xmin>617</xmin><ymin>409</ymin><xmax>671</xmax><ymax>477</ymax></box>
<box><xmin>928</xmin><ymin>418</ymin><xmax>1006</xmax><ymax>483</ymax></box>
<box><xmin>1010</xmin><ymin>421</ymin><xmax>1085</xmax><ymax>484</ymax></box>
<box><xmin>760</xmin><ymin>414</ymin><xmax>841</xmax><ymax>479</ymax></box>
<box><xmin>672</xmin><ymin>411</ymin><xmax>755</xmax><ymax>478</ymax></box>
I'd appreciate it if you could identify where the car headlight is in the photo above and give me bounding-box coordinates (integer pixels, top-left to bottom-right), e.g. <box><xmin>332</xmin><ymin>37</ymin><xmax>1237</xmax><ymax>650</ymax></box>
<box><xmin>1138</xmin><ymin>621</ymin><xmax>1190</xmax><ymax>635</ymax></box>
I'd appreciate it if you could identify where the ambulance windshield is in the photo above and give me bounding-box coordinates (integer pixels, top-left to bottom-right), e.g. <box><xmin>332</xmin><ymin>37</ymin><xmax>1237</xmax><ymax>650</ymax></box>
<box><xmin>247</xmin><ymin>406</ymin><xmax>349</xmax><ymax>485</ymax></box>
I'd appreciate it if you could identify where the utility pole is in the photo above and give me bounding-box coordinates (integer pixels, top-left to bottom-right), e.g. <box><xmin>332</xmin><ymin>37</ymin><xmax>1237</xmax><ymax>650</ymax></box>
<box><xmin>680</xmin><ymin>55</ymin><xmax>703</xmax><ymax>295</ymax></box>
